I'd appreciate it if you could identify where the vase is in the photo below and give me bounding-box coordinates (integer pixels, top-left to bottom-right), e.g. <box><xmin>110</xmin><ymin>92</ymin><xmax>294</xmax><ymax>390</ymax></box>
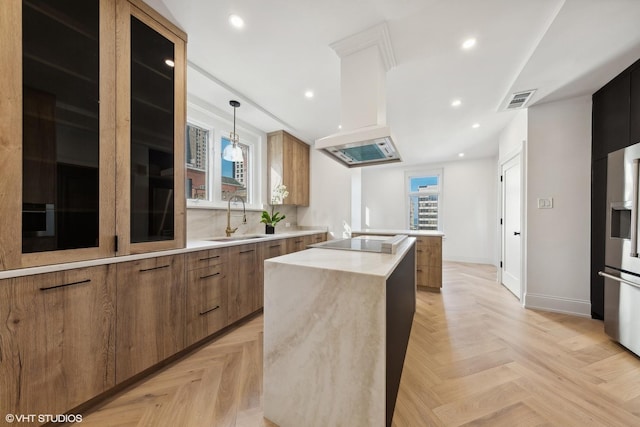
<box><xmin>265</xmin><ymin>225</ymin><xmax>275</xmax><ymax>234</ymax></box>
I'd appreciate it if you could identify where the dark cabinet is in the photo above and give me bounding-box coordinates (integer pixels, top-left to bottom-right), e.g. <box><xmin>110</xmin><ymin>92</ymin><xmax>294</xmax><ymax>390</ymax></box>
<box><xmin>630</xmin><ymin>66</ymin><xmax>640</xmax><ymax>145</ymax></box>
<box><xmin>591</xmin><ymin>58</ymin><xmax>640</xmax><ymax>319</ymax></box>
<box><xmin>592</xmin><ymin>73</ymin><xmax>630</xmax><ymax>160</ymax></box>
<box><xmin>590</xmin><ymin>157</ymin><xmax>607</xmax><ymax>320</ymax></box>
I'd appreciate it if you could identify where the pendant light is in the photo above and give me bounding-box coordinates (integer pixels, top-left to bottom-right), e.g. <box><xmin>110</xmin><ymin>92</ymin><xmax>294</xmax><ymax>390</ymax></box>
<box><xmin>222</xmin><ymin>100</ymin><xmax>244</xmax><ymax>162</ymax></box>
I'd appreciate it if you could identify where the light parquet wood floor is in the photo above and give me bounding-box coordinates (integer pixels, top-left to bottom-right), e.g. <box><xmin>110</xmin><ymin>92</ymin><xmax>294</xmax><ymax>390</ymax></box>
<box><xmin>79</xmin><ymin>262</ymin><xmax>640</xmax><ymax>426</ymax></box>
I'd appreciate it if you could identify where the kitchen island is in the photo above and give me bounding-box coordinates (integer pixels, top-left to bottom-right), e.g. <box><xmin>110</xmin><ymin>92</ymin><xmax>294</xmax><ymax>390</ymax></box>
<box><xmin>353</xmin><ymin>229</ymin><xmax>444</xmax><ymax>291</ymax></box>
<box><xmin>263</xmin><ymin>236</ymin><xmax>416</xmax><ymax>427</ymax></box>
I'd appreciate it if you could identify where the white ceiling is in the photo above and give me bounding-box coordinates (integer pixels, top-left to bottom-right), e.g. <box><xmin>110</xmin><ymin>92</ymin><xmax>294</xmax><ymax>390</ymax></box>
<box><xmin>151</xmin><ymin>0</ymin><xmax>640</xmax><ymax>166</ymax></box>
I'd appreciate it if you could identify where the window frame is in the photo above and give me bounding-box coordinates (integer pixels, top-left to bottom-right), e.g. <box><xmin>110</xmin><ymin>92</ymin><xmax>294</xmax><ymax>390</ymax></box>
<box><xmin>185</xmin><ymin>100</ymin><xmax>262</xmax><ymax>211</ymax></box>
<box><xmin>186</xmin><ymin>121</ymin><xmax>211</xmax><ymax>201</ymax></box>
<box><xmin>405</xmin><ymin>169</ymin><xmax>443</xmax><ymax>231</ymax></box>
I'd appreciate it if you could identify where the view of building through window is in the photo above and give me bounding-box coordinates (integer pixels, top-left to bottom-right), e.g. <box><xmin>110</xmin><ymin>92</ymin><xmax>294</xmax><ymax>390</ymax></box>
<box><xmin>186</xmin><ymin>123</ymin><xmax>209</xmax><ymax>200</ymax></box>
<box><xmin>221</xmin><ymin>137</ymin><xmax>249</xmax><ymax>201</ymax></box>
<box><xmin>408</xmin><ymin>175</ymin><xmax>440</xmax><ymax>231</ymax></box>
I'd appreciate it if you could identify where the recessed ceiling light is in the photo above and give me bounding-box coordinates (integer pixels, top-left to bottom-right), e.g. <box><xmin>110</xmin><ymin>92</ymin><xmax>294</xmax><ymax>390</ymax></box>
<box><xmin>164</xmin><ymin>59</ymin><xmax>175</xmax><ymax>67</ymax></box>
<box><xmin>304</xmin><ymin>90</ymin><xmax>314</xmax><ymax>99</ymax></box>
<box><xmin>472</xmin><ymin>123</ymin><xmax>480</xmax><ymax>129</ymax></box>
<box><xmin>462</xmin><ymin>38</ymin><xmax>476</xmax><ymax>50</ymax></box>
<box><xmin>451</xmin><ymin>99</ymin><xmax>462</xmax><ymax>107</ymax></box>
<box><xmin>338</xmin><ymin>124</ymin><xmax>342</xmax><ymax>129</ymax></box>
<box><xmin>458</xmin><ymin>152</ymin><xmax>465</xmax><ymax>157</ymax></box>
<box><xmin>229</xmin><ymin>14</ymin><xmax>244</xmax><ymax>29</ymax></box>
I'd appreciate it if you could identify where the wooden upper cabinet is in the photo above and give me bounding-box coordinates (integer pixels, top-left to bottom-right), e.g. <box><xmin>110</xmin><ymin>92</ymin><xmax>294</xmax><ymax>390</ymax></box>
<box><xmin>267</xmin><ymin>130</ymin><xmax>310</xmax><ymax>206</ymax></box>
<box><xmin>0</xmin><ymin>0</ymin><xmax>187</xmax><ymax>271</ymax></box>
<box><xmin>115</xmin><ymin>0</ymin><xmax>186</xmax><ymax>255</ymax></box>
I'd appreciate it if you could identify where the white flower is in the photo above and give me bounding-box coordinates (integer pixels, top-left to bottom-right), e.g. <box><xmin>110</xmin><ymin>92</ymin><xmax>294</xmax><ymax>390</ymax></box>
<box><xmin>271</xmin><ymin>184</ymin><xmax>289</xmax><ymax>205</ymax></box>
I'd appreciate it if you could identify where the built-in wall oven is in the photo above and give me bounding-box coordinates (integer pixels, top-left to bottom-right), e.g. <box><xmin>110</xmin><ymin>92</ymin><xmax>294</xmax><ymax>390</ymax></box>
<box><xmin>600</xmin><ymin>142</ymin><xmax>640</xmax><ymax>357</ymax></box>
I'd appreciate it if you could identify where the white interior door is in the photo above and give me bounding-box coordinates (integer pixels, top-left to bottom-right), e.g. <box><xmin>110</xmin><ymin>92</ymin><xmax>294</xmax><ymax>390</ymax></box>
<box><xmin>502</xmin><ymin>154</ymin><xmax>522</xmax><ymax>299</ymax></box>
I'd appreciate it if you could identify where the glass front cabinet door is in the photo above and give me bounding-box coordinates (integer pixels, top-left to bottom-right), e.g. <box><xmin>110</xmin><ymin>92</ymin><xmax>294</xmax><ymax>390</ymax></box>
<box><xmin>0</xmin><ymin>0</ymin><xmax>186</xmax><ymax>271</ymax></box>
<box><xmin>115</xmin><ymin>1</ymin><xmax>186</xmax><ymax>255</ymax></box>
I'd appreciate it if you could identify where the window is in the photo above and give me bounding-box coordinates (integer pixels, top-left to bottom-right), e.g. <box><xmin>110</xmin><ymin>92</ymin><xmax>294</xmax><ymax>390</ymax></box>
<box><xmin>185</xmin><ymin>99</ymin><xmax>261</xmax><ymax>209</ymax></box>
<box><xmin>186</xmin><ymin>123</ymin><xmax>209</xmax><ymax>200</ymax></box>
<box><xmin>407</xmin><ymin>172</ymin><xmax>442</xmax><ymax>231</ymax></box>
<box><xmin>220</xmin><ymin>137</ymin><xmax>250</xmax><ymax>201</ymax></box>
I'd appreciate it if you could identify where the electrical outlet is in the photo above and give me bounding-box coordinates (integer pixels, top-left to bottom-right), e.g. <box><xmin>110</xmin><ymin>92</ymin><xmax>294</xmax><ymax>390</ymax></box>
<box><xmin>537</xmin><ymin>197</ymin><xmax>553</xmax><ymax>209</ymax></box>
<box><xmin>285</xmin><ymin>222</ymin><xmax>291</xmax><ymax>228</ymax></box>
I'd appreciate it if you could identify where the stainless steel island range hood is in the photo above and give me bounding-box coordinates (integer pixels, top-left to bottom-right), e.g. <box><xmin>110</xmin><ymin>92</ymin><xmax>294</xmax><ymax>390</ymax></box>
<box><xmin>315</xmin><ymin>23</ymin><xmax>401</xmax><ymax>168</ymax></box>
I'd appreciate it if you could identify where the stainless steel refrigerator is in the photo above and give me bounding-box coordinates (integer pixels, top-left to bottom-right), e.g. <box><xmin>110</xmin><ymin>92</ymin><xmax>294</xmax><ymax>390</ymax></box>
<box><xmin>601</xmin><ymin>142</ymin><xmax>640</xmax><ymax>357</ymax></box>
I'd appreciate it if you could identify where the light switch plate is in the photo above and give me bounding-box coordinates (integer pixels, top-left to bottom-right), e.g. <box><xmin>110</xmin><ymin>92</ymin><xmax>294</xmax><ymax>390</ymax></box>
<box><xmin>537</xmin><ymin>197</ymin><xmax>553</xmax><ymax>209</ymax></box>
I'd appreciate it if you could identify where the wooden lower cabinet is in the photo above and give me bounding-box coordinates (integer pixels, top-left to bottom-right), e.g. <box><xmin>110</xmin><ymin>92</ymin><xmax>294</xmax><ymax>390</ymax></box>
<box><xmin>257</xmin><ymin>239</ymin><xmax>286</xmax><ymax>308</ymax></box>
<box><xmin>0</xmin><ymin>232</ymin><xmax>327</xmax><ymax>422</ymax></box>
<box><xmin>0</xmin><ymin>265</ymin><xmax>116</xmax><ymax>422</ymax></box>
<box><xmin>185</xmin><ymin>248</ymin><xmax>229</xmax><ymax>347</ymax></box>
<box><xmin>416</xmin><ymin>236</ymin><xmax>442</xmax><ymax>291</ymax></box>
<box><xmin>115</xmin><ymin>254</ymin><xmax>185</xmax><ymax>383</ymax></box>
<box><xmin>352</xmin><ymin>233</ymin><xmax>443</xmax><ymax>291</ymax></box>
<box><xmin>228</xmin><ymin>243</ymin><xmax>259</xmax><ymax>323</ymax></box>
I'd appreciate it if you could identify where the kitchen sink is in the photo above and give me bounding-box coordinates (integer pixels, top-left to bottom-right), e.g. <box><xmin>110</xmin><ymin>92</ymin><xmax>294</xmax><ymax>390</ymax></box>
<box><xmin>207</xmin><ymin>235</ymin><xmax>266</xmax><ymax>242</ymax></box>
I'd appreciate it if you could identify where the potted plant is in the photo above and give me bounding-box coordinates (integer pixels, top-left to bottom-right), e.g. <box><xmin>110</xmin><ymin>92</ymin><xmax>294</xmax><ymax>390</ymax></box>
<box><xmin>261</xmin><ymin>184</ymin><xmax>289</xmax><ymax>234</ymax></box>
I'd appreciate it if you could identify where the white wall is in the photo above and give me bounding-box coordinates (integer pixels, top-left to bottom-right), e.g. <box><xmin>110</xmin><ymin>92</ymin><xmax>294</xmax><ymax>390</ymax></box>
<box><xmin>298</xmin><ymin>150</ymin><xmax>353</xmax><ymax>239</ymax></box>
<box><xmin>499</xmin><ymin>110</ymin><xmax>528</xmax><ymax>162</ymax></box>
<box><xmin>360</xmin><ymin>158</ymin><xmax>499</xmax><ymax>264</ymax></box>
<box><xmin>525</xmin><ymin>95</ymin><xmax>592</xmax><ymax>316</ymax></box>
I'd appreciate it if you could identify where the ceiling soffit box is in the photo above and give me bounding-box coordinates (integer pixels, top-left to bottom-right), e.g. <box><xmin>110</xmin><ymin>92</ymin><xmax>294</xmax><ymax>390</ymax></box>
<box><xmin>315</xmin><ymin>22</ymin><xmax>401</xmax><ymax>168</ymax></box>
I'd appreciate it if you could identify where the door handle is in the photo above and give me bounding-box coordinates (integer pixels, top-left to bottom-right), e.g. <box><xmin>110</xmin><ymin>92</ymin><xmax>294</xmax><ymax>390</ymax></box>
<box><xmin>513</xmin><ymin>231</ymin><xmax>521</xmax><ymax>236</ymax></box>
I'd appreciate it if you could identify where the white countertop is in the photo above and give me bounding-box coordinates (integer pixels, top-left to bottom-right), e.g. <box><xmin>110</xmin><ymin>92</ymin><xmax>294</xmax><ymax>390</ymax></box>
<box><xmin>266</xmin><ymin>236</ymin><xmax>416</xmax><ymax>279</ymax></box>
<box><xmin>0</xmin><ymin>229</ymin><xmax>327</xmax><ymax>280</ymax></box>
<box><xmin>353</xmin><ymin>228</ymin><xmax>445</xmax><ymax>237</ymax></box>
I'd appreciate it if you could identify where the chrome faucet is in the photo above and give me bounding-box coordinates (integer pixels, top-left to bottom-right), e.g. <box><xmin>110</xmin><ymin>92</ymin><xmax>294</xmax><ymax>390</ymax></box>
<box><xmin>226</xmin><ymin>195</ymin><xmax>247</xmax><ymax>237</ymax></box>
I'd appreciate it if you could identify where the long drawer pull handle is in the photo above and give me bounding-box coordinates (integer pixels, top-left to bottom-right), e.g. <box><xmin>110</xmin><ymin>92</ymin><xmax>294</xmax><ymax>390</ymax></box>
<box><xmin>199</xmin><ymin>255</ymin><xmax>220</xmax><ymax>261</ymax></box>
<box><xmin>598</xmin><ymin>271</ymin><xmax>640</xmax><ymax>290</ymax></box>
<box><xmin>199</xmin><ymin>272</ymin><xmax>221</xmax><ymax>280</ymax></box>
<box><xmin>269</xmin><ymin>244</ymin><xmax>281</xmax><ymax>248</ymax></box>
<box><xmin>139</xmin><ymin>264</ymin><xmax>170</xmax><ymax>272</ymax></box>
<box><xmin>199</xmin><ymin>305</ymin><xmax>221</xmax><ymax>316</ymax></box>
<box><xmin>40</xmin><ymin>279</ymin><xmax>91</xmax><ymax>291</ymax></box>
<box><xmin>240</xmin><ymin>249</ymin><xmax>255</xmax><ymax>254</ymax></box>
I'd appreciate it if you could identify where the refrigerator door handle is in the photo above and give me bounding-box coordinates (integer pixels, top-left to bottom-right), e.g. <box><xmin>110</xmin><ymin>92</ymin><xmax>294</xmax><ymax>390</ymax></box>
<box><xmin>598</xmin><ymin>271</ymin><xmax>640</xmax><ymax>290</ymax></box>
<box><xmin>631</xmin><ymin>159</ymin><xmax>640</xmax><ymax>257</ymax></box>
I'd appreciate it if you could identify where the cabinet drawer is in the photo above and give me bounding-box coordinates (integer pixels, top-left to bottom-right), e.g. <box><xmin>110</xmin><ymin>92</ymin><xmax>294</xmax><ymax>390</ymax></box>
<box><xmin>186</xmin><ymin>247</ymin><xmax>228</xmax><ymax>270</ymax></box>
<box><xmin>416</xmin><ymin>237</ymin><xmax>442</xmax><ymax>266</ymax></box>
<box><xmin>186</xmin><ymin>265</ymin><xmax>229</xmax><ymax>346</ymax></box>
<box><xmin>308</xmin><ymin>233</ymin><xmax>327</xmax><ymax>244</ymax></box>
<box><xmin>262</xmin><ymin>239</ymin><xmax>286</xmax><ymax>259</ymax></box>
<box><xmin>417</xmin><ymin>265</ymin><xmax>442</xmax><ymax>290</ymax></box>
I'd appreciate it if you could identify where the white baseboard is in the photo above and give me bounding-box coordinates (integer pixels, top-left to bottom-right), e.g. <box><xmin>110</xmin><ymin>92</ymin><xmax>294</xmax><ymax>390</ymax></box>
<box><xmin>524</xmin><ymin>293</ymin><xmax>591</xmax><ymax>317</ymax></box>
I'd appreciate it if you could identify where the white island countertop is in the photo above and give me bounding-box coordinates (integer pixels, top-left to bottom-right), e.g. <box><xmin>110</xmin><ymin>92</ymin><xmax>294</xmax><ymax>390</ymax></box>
<box><xmin>267</xmin><ymin>235</ymin><xmax>416</xmax><ymax>279</ymax></box>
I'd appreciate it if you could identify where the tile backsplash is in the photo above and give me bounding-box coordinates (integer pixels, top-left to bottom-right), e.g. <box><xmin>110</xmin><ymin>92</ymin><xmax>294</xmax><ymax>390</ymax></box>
<box><xmin>187</xmin><ymin>205</ymin><xmax>298</xmax><ymax>241</ymax></box>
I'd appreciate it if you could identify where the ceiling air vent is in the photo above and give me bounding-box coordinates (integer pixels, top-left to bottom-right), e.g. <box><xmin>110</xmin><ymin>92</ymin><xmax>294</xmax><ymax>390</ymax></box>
<box><xmin>505</xmin><ymin>90</ymin><xmax>536</xmax><ymax>110</ymax></box>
